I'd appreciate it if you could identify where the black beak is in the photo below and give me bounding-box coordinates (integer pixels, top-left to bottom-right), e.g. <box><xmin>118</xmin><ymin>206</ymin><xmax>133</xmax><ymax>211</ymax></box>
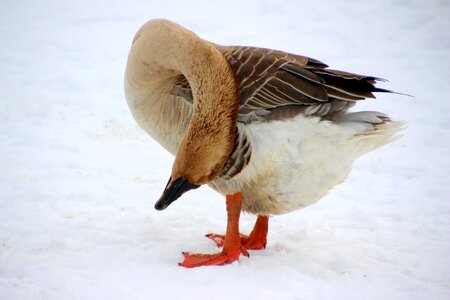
<box><xmin>154</xmin><ymin>176</ymin><xmax>200</xmax><ymax>211</ymax></box>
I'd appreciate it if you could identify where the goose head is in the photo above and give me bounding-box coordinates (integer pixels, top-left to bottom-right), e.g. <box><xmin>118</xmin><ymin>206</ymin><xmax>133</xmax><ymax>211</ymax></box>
<box><xmin>155</xmin><ymin>115</ymin><xmax>237</xmax><ymax>210</ymax></box>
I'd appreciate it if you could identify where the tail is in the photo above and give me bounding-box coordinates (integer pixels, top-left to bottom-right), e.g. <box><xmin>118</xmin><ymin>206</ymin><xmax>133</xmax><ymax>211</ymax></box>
<box><xmin>337</xmin><ymin>111</ymin><xmax>404</xmax><ymax>155</ymax></box>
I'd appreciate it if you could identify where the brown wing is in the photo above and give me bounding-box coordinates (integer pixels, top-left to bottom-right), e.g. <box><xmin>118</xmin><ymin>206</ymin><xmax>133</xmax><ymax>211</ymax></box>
<box><xmin>171</xmin><ymin>45</ymin><xmax>391</xmax><ymax>123</ymax></box>
<box><xmin>219</xmin><ymin>46</ymin><xmax>391</xmax><ymax>122</ymax></box>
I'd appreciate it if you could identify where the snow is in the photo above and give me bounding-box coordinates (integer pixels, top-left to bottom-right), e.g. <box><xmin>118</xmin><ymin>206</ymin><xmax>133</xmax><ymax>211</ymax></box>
<box><xmin>1</xmin><ymin>0</ymin><xmax>449</xmax><ymax>299</ymax></box>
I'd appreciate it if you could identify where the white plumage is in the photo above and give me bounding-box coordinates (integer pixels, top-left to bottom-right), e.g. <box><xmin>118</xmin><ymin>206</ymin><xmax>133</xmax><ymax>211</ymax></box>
<box><xmin>211</xmin><ymin>112</ymin><xmax>403</xmax><ymax>214</ymax></box>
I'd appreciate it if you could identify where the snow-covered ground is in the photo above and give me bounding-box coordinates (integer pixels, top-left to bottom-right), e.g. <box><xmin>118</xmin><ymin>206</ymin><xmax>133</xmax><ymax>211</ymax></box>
<box><xmin>1</xmin><ymin>0</ymin><xmax>449</xmax><ymax>299</ymax></box>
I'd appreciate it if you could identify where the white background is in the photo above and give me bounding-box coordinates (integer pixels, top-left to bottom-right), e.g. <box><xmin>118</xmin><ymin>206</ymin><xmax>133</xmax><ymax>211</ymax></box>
<box><xmin>1</xmin><ymin>0</ymin><xmax>449</xmax><ymax>299</ymax></box>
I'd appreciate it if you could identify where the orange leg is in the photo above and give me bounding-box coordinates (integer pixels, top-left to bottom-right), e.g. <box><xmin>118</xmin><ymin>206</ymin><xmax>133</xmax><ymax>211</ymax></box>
<box><xmin>206</xmin><ymin>215</ymin><xmax>269</xmax><ymax>250</ymax></box>
<box><xmin>178</xmin><ymin>192</ymin><xmax>249</xmax><ymax>268</ymax></box>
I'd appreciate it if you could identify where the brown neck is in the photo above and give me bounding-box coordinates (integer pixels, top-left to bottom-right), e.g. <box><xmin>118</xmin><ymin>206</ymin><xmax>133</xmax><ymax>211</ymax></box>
<box><xmin>125</xmin><ymin>19</ymin><xmax>240</xmax><ymax>181</ymax></box>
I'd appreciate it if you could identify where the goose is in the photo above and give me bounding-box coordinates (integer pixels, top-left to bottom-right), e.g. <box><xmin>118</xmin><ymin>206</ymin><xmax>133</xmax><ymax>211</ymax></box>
<box><xmin>124</xmin><ymin>19</ymin><xmax>402</xmax><ymax>268</ymax></box>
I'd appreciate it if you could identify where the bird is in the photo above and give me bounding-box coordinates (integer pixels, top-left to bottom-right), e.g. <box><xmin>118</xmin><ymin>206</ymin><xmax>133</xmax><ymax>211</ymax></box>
<box><xmin>124</xmin><ymin>19</ymin><xmax>403</xmax><ymax>268</ymax></box>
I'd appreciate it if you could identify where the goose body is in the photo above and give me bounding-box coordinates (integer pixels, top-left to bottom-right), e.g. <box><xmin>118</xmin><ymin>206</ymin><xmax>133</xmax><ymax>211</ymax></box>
<box><xmin>125</xmin><ymin>19</ymin><xmax>402</xmax><ymax>267</ymax></box>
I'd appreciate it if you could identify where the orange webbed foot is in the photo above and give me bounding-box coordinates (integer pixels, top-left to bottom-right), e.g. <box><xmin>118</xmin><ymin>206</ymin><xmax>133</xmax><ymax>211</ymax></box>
<box><xmin>178</xmin><ymin>246</ymin><xmax>249</xmax><ymax>268</ymax></box>
<box><xmin>206</xmin><ymin>233</ymin><xmax>266</xmax><ymax>250</ymax></box>
<box><xmin>206</xmin><ymin>215</ymin><xmax>268</xmax><ymax>250</ymax></box>
<box><xmin>178</xmin><ymin>252</ymin><xmax>231</xmax><ymax>268</ymax></box>
<box><xmin>178</xmin><ymin>192</ymin><xmax>251</xmax><ymax>268</ymax></box>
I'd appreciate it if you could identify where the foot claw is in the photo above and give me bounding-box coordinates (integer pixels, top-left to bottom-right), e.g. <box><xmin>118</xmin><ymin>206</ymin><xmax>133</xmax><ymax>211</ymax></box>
<box><xmin>241</xmin><ymin>247</ymin><xmax>250</xmax><ymax>258</ymax></box>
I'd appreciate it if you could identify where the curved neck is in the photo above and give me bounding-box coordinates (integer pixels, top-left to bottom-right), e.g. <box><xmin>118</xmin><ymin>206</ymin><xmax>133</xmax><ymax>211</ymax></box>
<box><xmin>126</xmin><ymin>19</ymin><xmax>238</xmax><ymax>104</ymax></box>
<box><xmin>125</xmin><ymin>20</ymin><xmax>240</xmax><ymax>178</ymax></box>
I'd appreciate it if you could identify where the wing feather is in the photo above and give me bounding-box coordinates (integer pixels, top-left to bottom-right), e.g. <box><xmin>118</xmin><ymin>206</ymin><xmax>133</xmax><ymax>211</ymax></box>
<box><xmin>219</xmin><ymin>46</ymin><xmax>390</xmax><ymax>122</ymax></box>
<box><xmin>170</xmin><ymin>45</ymin><xmax>392</xmax><ymax>122</ymax></box>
